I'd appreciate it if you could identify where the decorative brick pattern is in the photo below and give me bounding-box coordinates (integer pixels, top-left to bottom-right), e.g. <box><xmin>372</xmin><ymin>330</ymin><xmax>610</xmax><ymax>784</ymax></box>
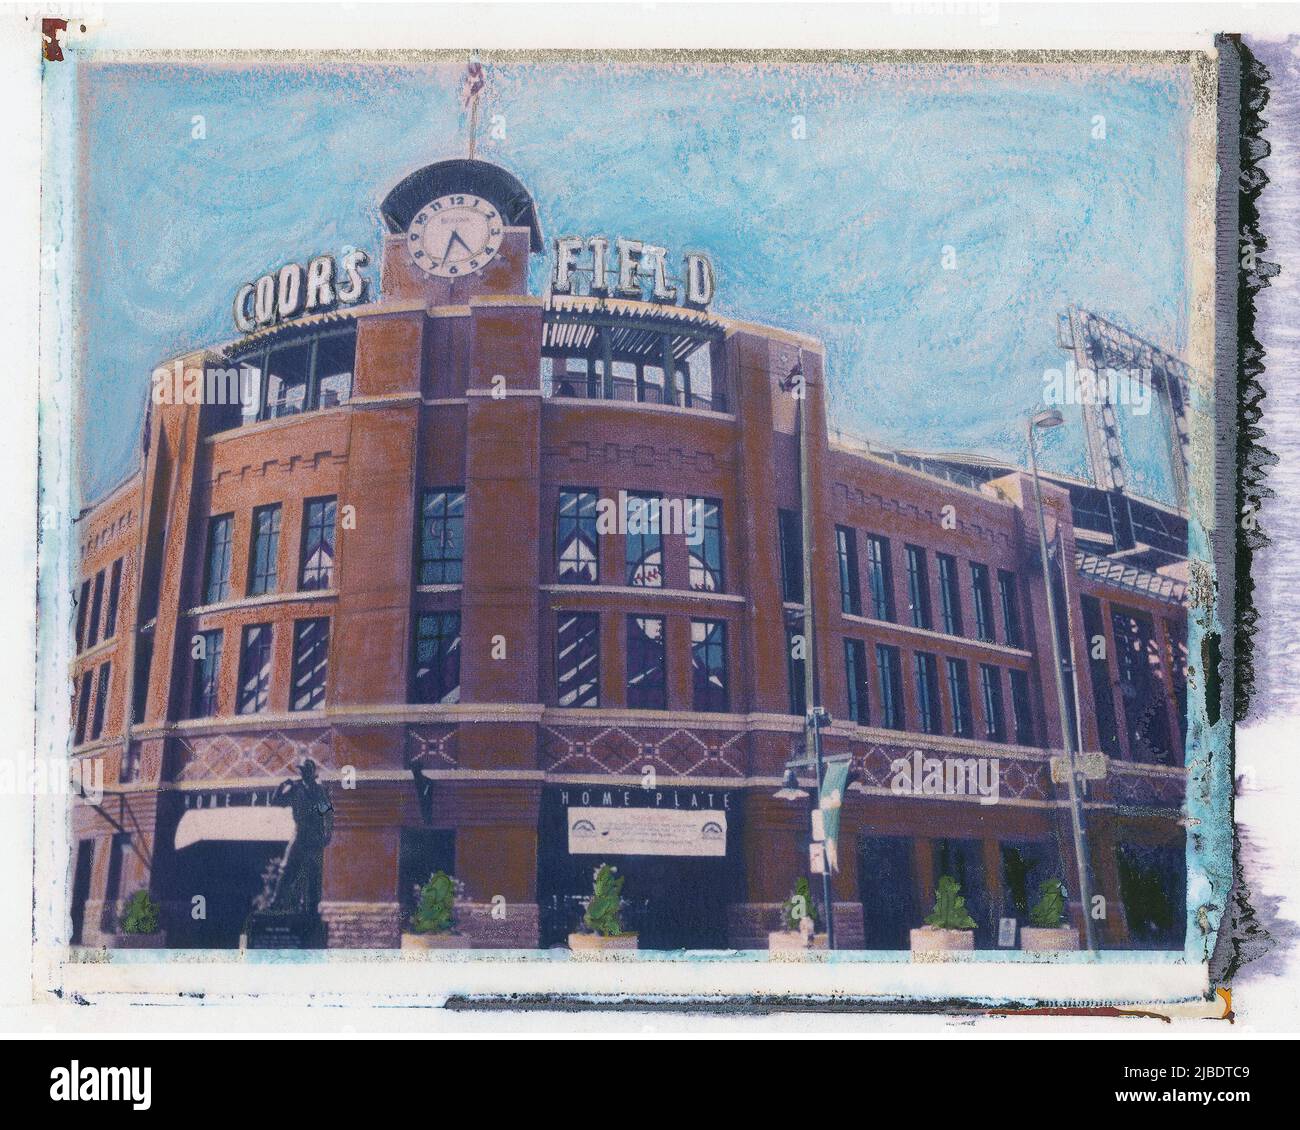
<box><xmin>407</xmin><ymin>725</ymin><xmax>459</xmax><ymax>768</ymax></box>
<box><xmin>173</xmin><ymin>728</ymin><xmax>336</xmax><ymax>782</ymax></box>
<box><xmin>541</xmin><ymin>724</ymin><xmax>744</xmax><ymax>777</ymax></box>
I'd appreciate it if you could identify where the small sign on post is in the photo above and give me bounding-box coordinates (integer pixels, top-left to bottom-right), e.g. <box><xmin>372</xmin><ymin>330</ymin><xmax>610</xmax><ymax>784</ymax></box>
<box><xmin>809</xmin><ymin>842</ymin><xmax>826</xmax><ymax>875</ymax></box>
<box><xmin>998</xmin><ymin>917</ymin><xmax>1018</xmax><ymax>947</ymax></box>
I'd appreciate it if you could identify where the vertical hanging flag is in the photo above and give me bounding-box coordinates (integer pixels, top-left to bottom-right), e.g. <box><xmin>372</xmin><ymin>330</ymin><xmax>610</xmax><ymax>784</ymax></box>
<box><xmin>461</xmin><ymin>57</ymin><xmax>485</xmax><ymax>160</ymax></box>
<box><xmin>819</xmin><ymin>757</ymin><xmax>852</xmax><ymax>873</ymax></box>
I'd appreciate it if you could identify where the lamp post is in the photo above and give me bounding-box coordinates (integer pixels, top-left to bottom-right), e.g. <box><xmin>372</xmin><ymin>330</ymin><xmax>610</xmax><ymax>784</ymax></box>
<box><xmin>777</xmin><ymin>354</ymin><xmax>836</xmax><ymax>950</ymax></box>
<box><xmin>1027</xmin><ymin>408</ymin><xmax>1097</xmax><ymax>953</ymax></box>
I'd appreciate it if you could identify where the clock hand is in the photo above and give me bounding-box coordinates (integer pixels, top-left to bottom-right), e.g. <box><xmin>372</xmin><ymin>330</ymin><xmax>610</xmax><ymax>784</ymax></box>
<box><xmin>443</xmin><ymin>229</ymin><xmax>474</xmax><ymax>260</ymax></box>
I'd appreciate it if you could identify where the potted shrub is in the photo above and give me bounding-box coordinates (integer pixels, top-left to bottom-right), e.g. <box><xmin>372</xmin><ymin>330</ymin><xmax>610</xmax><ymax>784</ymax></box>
<box><xmin>1019</xmin><ymin>879</ymin><xmax>1080</xmax><ymax>952</ymax></box>
<box><xmin>401</xmin><ymin>871</ymin><xmax>472</xmax><ymax>950</ymax></box>
<box><xmin>769</xmin><ymin>877</ymin><xmax>827</xmax><ymax>953</ymax></box>
<box><xmin>910</xmin><ymin>875</ymin><xmax>977</xmax><ymax>959</ymax></box>
<box><xmin>568</xmin><ymin>863</ymin><xmax>638</xmax><ymax>953</ymax></box>
<box><xmin>114</xmin><ymin>889</ymin><xmax>163</xmax><ymax>949</ymax></box>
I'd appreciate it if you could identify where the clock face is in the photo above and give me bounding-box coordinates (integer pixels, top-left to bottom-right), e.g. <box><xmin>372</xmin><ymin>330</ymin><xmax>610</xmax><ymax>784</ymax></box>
<box><xmin>406</xmin><ymin>194</ymin><xmax>504</xmax><ymax>278</ymax></box>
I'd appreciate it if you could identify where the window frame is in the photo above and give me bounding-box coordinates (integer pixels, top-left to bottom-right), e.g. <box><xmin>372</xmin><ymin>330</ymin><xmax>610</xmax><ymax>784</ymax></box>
<box><xmin>905</xmin><ymin>544</ymin><xmax>932</xmax><ymax>630</ymax></box>
<box><xmin>299</xmin><ymin>496</ymin><xmax>337</xmax><ymax>591</ymax></box>
<box><xmin>690</xmin><ymin>618</ymin><xmax>729</xmax><ymax>713</ymax></box>
<box><xmin>203</xmin><ymin>514</ymin><xmax>235</xmax><ymax>605</ymax></box>
<box><xmin>688</xmin><ymin>497</ymin><xmax>725</xmax><ymax>592</ymax></box>
<box><xmin>418</xmin><ymin>487</ymin><xmax>466</xmax><ymax>586</ymax></box>
<box><xmin>556</xmin><ymin>487</ymin><xmax>600</xmax><ymax>585</ymax></box>
<box><xmin>876</xmin><ymin>643</ymin><xmax>905</xmax><ymax>731</ymax></box>
<box><xmin>556</xmin><ymin>611</ymin><xmax>600</xmax><ymax>708</ymax></box>
<box><xmin>914</xmin><ymin>650</ymin><xmax>942</xmax><ymax>734</ymax></box>
<box><xmin>866</xmin><ymin>534</ymin><xmax>895</xmax><ymax>622</ymax></box>
<box><xmin>190</xmin><ymin>629</ymin><xmax>224</xmax><ymax>719</ymax></box>
<box><xmin>626</xmin><ymin>614</ymin><xmax>667</xmax><ymax>710</ymax></box>
<box><xmin>247</xmin><ymin>503</ymin><xmax>282</xmax><ymax>596</ymax></box>
<box><xmin>412</xmin><ymin>611</ymin><xmax>462</xmax><ymax>705</ymax></box>
<box><xmin>290</xmin><ymin>617</ymin><xmax>331</xmax><ymax>712</ymax></box>
<box><xmin>836</xmin><ymin>525</ymin><xmax>862</xmax><ymax>615</ymax></box>
<box><xmin>236</xmin><ymin>622</ymin><xmax>274</xmax><ymax>715</ymax></box>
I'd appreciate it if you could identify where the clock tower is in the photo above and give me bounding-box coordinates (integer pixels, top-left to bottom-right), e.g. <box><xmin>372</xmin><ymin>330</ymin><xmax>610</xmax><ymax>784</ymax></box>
<box><xmin>378</xmin><ymin>158</ymin><xmax>544</xmax><ymax>304</ymax></box>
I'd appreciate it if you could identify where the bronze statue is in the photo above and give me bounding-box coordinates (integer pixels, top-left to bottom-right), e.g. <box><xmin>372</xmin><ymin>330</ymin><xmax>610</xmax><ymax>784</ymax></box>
<box><xmin>266</xmin><ymin>759</ymin><xmax>334</xmax><ymax>915</ymax></box>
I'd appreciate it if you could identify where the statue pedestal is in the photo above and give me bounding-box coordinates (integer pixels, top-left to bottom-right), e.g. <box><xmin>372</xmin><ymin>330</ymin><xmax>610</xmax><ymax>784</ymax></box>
<box><xmin>246</xmin><ymin>911</ymin><xmax>325</xmax><ymax>950</ymax></box>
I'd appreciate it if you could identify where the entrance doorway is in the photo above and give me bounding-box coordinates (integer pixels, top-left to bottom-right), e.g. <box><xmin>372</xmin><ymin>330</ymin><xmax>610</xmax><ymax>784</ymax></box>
<box><xmin>857</xmin><ymin>835</ymin><xmax>915</xmax><ymax>948</ymax></box>
<box><xmin>166</xmin><ymin>840</ymin><xmax>287</xmax><ymax>948</ymax></box>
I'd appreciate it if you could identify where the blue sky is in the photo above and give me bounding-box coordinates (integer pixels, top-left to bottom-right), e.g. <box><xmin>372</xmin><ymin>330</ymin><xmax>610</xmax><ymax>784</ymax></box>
<box><xmin>73</xmin><ymin>58</ymin><xmax>1194</xmax><ymax>502</ymax></box>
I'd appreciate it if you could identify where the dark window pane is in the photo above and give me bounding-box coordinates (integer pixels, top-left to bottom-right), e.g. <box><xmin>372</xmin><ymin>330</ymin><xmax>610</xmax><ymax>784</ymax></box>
<box><xmin>980</xmin><ymin>664</ymin><xmax>1006</xmax><ymax>742</ymax></box>
<box><xmin>263</xmin><ymin>341</ymin><xmax>311</xmax><ymax>419</ymax></box>
<box><xmin>291</xmin><ymin>618</ymin><xmax>330</xmax><ymax>711</ymax></box>
<box><xmin>104</xmin><ymin>559</ymin><xmax>123</xmax><ymax>639</ymax></box>
<box><xmin>876</xmin><ymin>644</ymin><xmax>904</xmax><ymax>730</ymax></box>
<box><xmin>691</xmin><ymin>619</ymin><xmax>729</xmax><ymax>713</ymax></box>
<box><xmin>204</xmin><ymin>515</ymin><xmax>234</xmax><ymax>604</ymax></box>
<box><xmin>844</xmin><ymin>638</ymin><xmax>869</xmax><ymax>725</ymax></box>
<box><xmin>1010</xmin><ymin>668</ymin><xmax>1034</xmax><ymax>745</ymax></box>
<box><xmin>190</xmin><ymin>629</ymin><xmax>223</xmax><ymax>718</ymax></box>
<box><xmin>75</xmin><ymin>579</ymin><xmax>91</xmax><ymax>653</ymax></box>
<box><xmin>248</xmin><ymin>504</ymin><xmax>281</xmax><ymax>596</ymax></box>
<box><xmin>836</xmin><ymin>526</ymin><xmax>861</xmax><ymax>615</ymax></box>
<box><xmin>314</xmin><ymin>330</ymin><xmax>355</xmax><ymax>408</ymax></box>
<box><xmin>237</xmin><ymin>623</ymin><xmax>273</xmax><ymax>714</ymax></box>
<box><xmin>626</xmin><ymin>493</ymin><xmax>663</xmax><ymax>587</ymax></box>
<box><xmin>627</xmin><ymin>615</ymin><xmax>666</xmax><ymax>709</ymax></box>
<box><xmin>74</xmin><ymin>670</ymin><xmax>93</xmax><ymax>745</ymax></box>
<box><xmin>90</xmin><ymin>662</ymin><xmax>111</xmax><ymax>740</ymax></box>
<box><xmin>914</xmin><ymin>651</ymin><xmax>942</xmax><ymax>734</ymax></box>
<box><xmin>300</xmin><ymin>497</ymin><xmax>336</xmax><ymax>590</ymax></box>
<box><xmin>866</xmin><ymin>535</ymin><xmax>894</xmax><ymax>621</ymax></box>
<box><xmin>556</xmin><ymin>612</ymin><xmax>599</xmax><ymax>707</ymax></box>
<box><xmin>86</xmin><ymin>570</ymin><xmax>105</xmax><ymax>648</ymax></box>
<box><xmin>557</xmin><ymin>489</ymin><xmax>599</xmax><ymax>584</ymax></box>
<box><xmin>412</xmin><ymin>612</ymin><xmax>461</xmax><ymax>704</ymax></box>
<box><xmin>971</xmin><ymin>562</ymin><xmax>995</xmax><ymax>643</ymax></box>
<box><xmin>419</xmin><ymin>489</ymin><xmax>465</xmax><ymax>585</ymax></box>
<box><xmin>1112</xmin><ymin>606</ymin><xmax>1174</xmax><ymax>764</ymax></box>
<box><xmin>938</xmin><ymin>553</ymin><xmax>963</xmax><ymax>636</ymax></box>
<box><xmin>946</xmin><ymin>657</ymin><xmax>972</xmax><ymax>738</ymax></box>
<box><xmin>998</xmin><ymin>569</ymin><xmax>1022</xmax><ymax>648</ymax></box>
<box><xmin>906</xmin><ymin>545</ymin><xmax>932</xmax><ymax>630</ymax></box>
<box><xmin>688</xmin><ymin>498</ymin><xmax>724</xmax><ymax>592</ymax></box>
<box><xmin>779</xmin><ymin>509</ymin><xmax>803</xmax><ymax>604</ymax></box>
<box><xmin>785</xmin><ymin>610</ymin><xmax>807</xmax><ymax>717</ymax></box>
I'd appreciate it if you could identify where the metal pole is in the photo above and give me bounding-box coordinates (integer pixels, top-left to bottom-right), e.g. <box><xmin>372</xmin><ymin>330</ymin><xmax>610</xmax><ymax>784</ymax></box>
<box><xmin>795</xmin><ymin>355</ymin><xmax>835</xmax><ymax>949</ymax></box>
<box><xmin>1027</xmin><ymin>420</ymin><xmax>1097</xmax><ymax>953</ymax></box>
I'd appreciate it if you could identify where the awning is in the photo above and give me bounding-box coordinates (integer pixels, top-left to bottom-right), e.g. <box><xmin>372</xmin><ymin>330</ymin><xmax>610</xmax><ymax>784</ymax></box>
<box><xmin>175</xmin><ymin>806</ymin><xmax>295</xmax><ymax>851</ymax></box>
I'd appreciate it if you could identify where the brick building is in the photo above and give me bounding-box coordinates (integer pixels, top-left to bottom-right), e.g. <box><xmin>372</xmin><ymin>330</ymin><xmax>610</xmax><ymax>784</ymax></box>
<box><xmin>67</xmin><ymin>159</ymin><xmax>1189</xmax><ymax>951</ymax></box>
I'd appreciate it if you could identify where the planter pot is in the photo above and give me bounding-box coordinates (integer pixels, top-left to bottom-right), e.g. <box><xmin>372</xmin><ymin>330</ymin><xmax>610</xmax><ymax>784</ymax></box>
<box><xmin>910</xmin><ymin>927</ymin><xmax>975</xmax><ymax>960</ymax></box>
<box><xmin>568</xmin><ymin>932</ymin><xmax>638</xmax><ymax>953</ymax></box>
<box><xmin>112</xmin><ymin>933</ymin><xmax>164</xmax><ymax>950</ymax></box>
<box><xmin>1020</xmin><ymin>926</ymin><xmax>1080</xmax><ymax>952</ymax></box>
<box><xmin>401</xmin><ymin>933</ymin><xmax>473</xmax><ymax>951</ymax></box>
<box><xmin>768</xmin><ymin>930</ymin><xmax>828</xmax><ymax>956</ymax></box>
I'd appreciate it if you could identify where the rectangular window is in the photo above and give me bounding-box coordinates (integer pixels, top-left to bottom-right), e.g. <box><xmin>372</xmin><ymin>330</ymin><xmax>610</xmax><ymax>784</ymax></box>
<box><xmin>980</xmin><ymin>664</ymin><xmax>1006</xmax><ymax>742</ymax></box>
<box><xmin>557</xmin><ymin>488</ymin><xmax>599</xmax><ymax>584</ymax></box>
<box><xmin>131</xmin><ymin>635</ymin><xmax>152</xmax><ymax>726</ymax></box>
<box><xmin>844</xmin><ymin>638</ymin><xmax>870</xmax><ymax>726</ymax></box>
<box><xmin>866</xmin><ymin>535</ymin><xmax>895</xmax><ymax>621</ymax></box>
<box><xmin>75</xmin><ymin>579</ymin><xmax>91</xmax><ymax>653</ymax></box>
<box><xmin>556</xmin><ymin>612</ymin><xmax>600</xmax><ymax>707</ymax></box>
<box><xmin>971</xmin><ymin>562</ymin><xmax>995</xmax><ymax>643</ymax></box>
<box><xmin>626</xmin><ymin>492</ymin><xmax>663</xmax><ymax>587</ymax></box>
<box><xmin>1081</xmin><ymin>595</ymin><xmax>1121</xmax><ymax>757</ymax></box>
<box><xmin>74</xmin><ymin>670</ymin><xmax>93</xmax><ymax>745</ymax></box>
<box><xmin>998</xmin><ymin>569</ymin><xmax>1022</xmax><ymax>648</ymax></box>
<box><xmin>876</xmin><ymin>643</ymin><xmax>904</xmax><ymax>730</ymax></box>
<box><xmin>1009</xmin><ymin>668</ymin><xmax>1034</xmax><ymax>745</ymax></box>
<box><xmin>688</xmin><ymin>498</ymin><xmax>724</xmax><ymax>592</ymax></box>
<box><xmin>262</xmin><ymin>340</ymin><xmax>311</xmax><ymax>419</ymax></box>
<box><xmin>914</xmin><ymin>651</ymin><xmax>942</xmax><ymax>734</ymax></box>
<box><xmin>627</xmin><ymin>615</ymin><xmax>667</xmax><ymax>709</ymax></box>
<box><xmin>90</xmin><ymin>662</ymin><xmax>111</xmax><ymax>740</ymax></box>
<box><xmin>204</xmin><ymin>514</ymin><xmax>234</xmax><ymax>604</ymax></box>
<box><xmin>906</xmin><ymin>545</ymin><xmax>932</xmax><ymax>630</ymax></box>
<box><xmin>190</xmin><ymin>629</ymin><xmax>223</xmax><ymax>718</ymax></box>
<box><xmin>248</xmin><ymin>504</ymin><xmax>282</xmax><ymax>596</ymax></box>
<box><xmin>104</xmin><ymin>558</ymin><xmax>123</xmax><ymax>639</ymax></box>
<box><xmin>300</xmin><ymin>496</ymin><xmax>337</xmax><ymax>590</ymax></box>
<box><xmin>691</xmin><ymin>619</ymin><xmax>729</xmax><ymax>713</ymax></box>
<box><xmin>419</xmin><ymin>488</ymin><xmax>465</xmax><ymax>585</ymax></box>
<box><xmin>786</xmin><ymin>611</ymin><xmax>806</xmax><ymax>717</ymax></box>
<box><xmin>236</xmin><ymin>623</ymin><xmax>273</xmax><ymax>714</ymax></box>
<box><xmin>314</xmin><ymin>328</ymin><xmax>356</xmax><ymax>409</ymax></box>
<box><xmin>947</xmin><ymin>657</ymin><xmax>973</xmax><ymax>738</ymax></box>
<box><xmin>1112</xmin><ymin>606</ymin><xmax>1174</xmax><ymax>764</ymax></box>
<box><xmin>86</xmin><ymin>569</ymin><xmax>105</xmax><ymax>649</ymax></box>
<box><xmin>937</xmin><ymin>553</ymin><xmax>963</xmax><ymax>636</ymax></box>
<box><xmin>412</xmin><ymin>612</ymin><xmax>461</xmax><ymax>704</ymax></box>
<box><xmin>836</xmin><ymin>525</ymin><xmax>861</xmax><ymax>615</ymax></box>
<box><xmin>778</xmin><ymin>508</ymin><xmax>803</xmax><ymax>603</ymax></box>
<box><xmin>291</xmin><ymin>618</ymin><xmax>330</xmax><ymax>711</ymax></box>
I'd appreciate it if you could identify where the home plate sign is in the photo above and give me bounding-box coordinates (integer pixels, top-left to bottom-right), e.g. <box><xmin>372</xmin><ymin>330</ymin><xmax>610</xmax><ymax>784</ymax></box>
<box><xmin>567</xmin><ymin>806</ymin><xmax>728</xmax><ymax>857</ymax></box>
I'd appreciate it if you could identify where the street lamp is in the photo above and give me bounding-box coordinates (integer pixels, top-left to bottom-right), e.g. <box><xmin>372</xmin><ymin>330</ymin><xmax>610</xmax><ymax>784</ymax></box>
<box><xmin>777</xmin><ymin>354</ymin><xmax>836</xmax><ymax>950</ymax></box>
<box><xmin>1027</xmin><ymin>408</ymin><xmax>1097</xmax><ymax>953</ymax></box>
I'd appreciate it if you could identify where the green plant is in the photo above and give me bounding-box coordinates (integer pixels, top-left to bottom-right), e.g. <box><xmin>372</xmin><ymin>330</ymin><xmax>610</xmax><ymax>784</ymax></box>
<box><xmin>924</xmin><ymin>875</ymin><xmax>977</xmax><ymax>930</ymax></box>
<box><xmin>1028</xmin><ymin>879</ymin><xmax>1068</xmax><ymax>929</ymax></box>
<box><xmin>582</xmin><ymin>863</ymin><xmax>625</xmax><ymax>937</ymax></box>
<box><xmin>120</xmin><ymin>889</ymin><xmax>160</xmax><ymax>935</ymax></box>
<box><xmin>410</xmin><ymin>870</ymin><xmax>457</xmax><ymax>934</ymax></box>
<box><xmin>781</xmin><ymin>877</ymin><xmax>818</xmax><ymax>931</ymax></box>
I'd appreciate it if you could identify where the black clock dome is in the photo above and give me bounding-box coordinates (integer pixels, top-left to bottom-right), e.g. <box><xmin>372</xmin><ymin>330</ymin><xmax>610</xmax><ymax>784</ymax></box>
<box><xmin>380</xmin><ymin>158</ymin><xmax>543</xmax><ymax>252</ymax></box>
